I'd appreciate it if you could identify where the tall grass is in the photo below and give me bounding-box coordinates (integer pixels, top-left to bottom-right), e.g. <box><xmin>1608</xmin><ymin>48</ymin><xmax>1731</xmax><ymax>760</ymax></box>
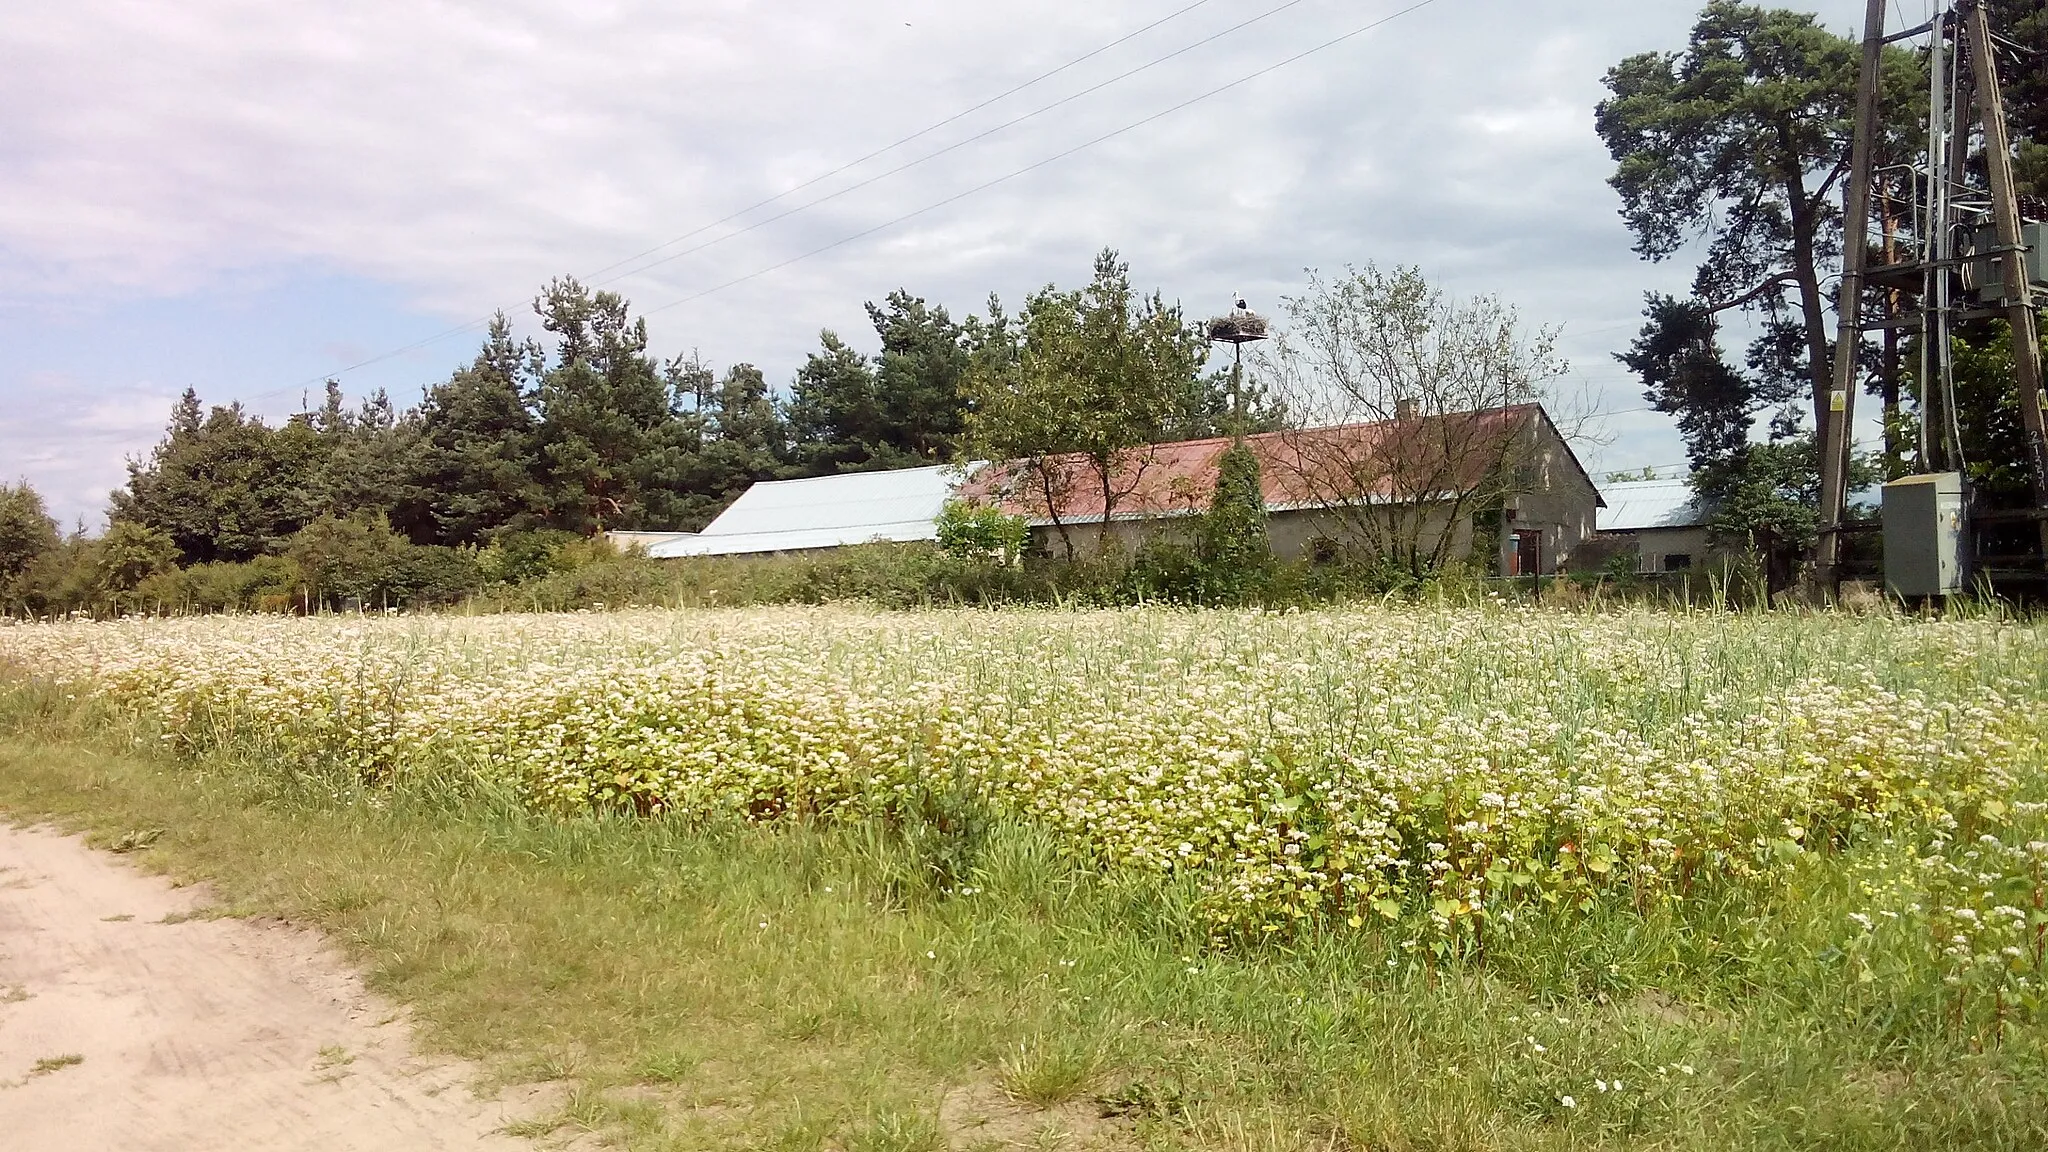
<box><xmin>2</xmin><ymin>605</ymin><xmax>2046</xmax><ymax>1149</ymax></box>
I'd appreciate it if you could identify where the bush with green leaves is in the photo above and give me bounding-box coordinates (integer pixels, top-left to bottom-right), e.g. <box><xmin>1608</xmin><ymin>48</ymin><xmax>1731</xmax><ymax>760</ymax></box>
<box><xmin>0</xmin><ymin>482</ymin><xmax>60</xmax><ymax>589</ymax></box>
<box><xmin>93</xmin><ymin>523</ymin><xmax>180</xmax><ymax>604</ymax></box>
<box><xmin>477</xmin><ymin>529</ymin><xmax>584</xmax><ymax>586</ymax></box>
<box><xmin>934</xmin><ymin>501</ymin><xmax>1027</xmax><ymax>565</ymax></box>
<box><xmin>133</xmin><ymin>556</ymin><xmax>300</xmax><ymax>614</ymax></box>
<box><xmin>1194</xmin><ymin>442</ymin><xmax>1273</xmax><ymax>603</ymax></box>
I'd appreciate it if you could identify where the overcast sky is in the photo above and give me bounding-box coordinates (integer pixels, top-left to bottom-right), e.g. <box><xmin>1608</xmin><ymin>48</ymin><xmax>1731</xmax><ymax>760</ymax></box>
<box><xmin>0</xmin><ymin>0</ymin><xmax>1895</xmax><ymax>528</ymax></box>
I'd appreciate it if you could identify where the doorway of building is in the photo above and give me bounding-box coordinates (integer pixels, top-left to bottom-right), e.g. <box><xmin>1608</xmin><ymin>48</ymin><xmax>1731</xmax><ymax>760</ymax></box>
<box><xmin>1511</xmin><ymin>530</ymin><xmax>1542</xmax><ymax>577</ymax></box>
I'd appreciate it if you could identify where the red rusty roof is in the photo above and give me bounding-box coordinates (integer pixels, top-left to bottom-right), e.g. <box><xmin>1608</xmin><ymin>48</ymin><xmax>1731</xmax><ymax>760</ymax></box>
<box><xmin>957</xmin><ymin>405</ymin><xmax>1594</xmax><ymax>523</ymax></box>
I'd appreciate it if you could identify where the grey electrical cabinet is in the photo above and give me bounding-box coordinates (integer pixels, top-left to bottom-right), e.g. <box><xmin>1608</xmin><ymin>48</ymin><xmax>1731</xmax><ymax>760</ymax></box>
<box><xmin>1883</xmin><ymin>472</ymin><xmax>1968</xmax><ymax>598</ymax></box>
<box><xmin>1963</xmin><ymin>222</ymin><xmax>2048</xmax><ymax>306</ymax></box>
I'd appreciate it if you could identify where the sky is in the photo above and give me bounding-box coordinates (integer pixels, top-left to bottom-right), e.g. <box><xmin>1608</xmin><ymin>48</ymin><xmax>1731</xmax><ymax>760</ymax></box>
<box><xmin>0</xmin><ymin>0</ymin><xmax>1898</xmax><ymax>529</ymax></box>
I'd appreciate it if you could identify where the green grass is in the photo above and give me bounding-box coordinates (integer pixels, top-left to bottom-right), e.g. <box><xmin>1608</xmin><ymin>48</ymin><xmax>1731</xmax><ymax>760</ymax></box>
<box><xmin>0</xmin><ymin>674</ymin><xmax>2044</xmax><ymax>1150</ymax></box>
<box><xmin>998</xmin><ymin>1035</ymin><xmax>1103</xmax><ymax>1107</ymax></box>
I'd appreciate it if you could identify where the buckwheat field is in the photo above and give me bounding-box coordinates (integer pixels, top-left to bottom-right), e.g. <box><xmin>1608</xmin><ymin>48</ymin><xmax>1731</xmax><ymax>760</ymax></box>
<box><xmin>6</xmin><ymin>603</ymin><xmax>2045</xmax><ymax>1024</ymax></box>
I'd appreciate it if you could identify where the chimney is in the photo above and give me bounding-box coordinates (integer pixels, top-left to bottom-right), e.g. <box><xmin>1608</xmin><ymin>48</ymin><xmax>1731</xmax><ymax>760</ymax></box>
<box><xmin>1394</xmin><ymin>397</ymin><xmax>1419</xmax><ymax>422</ymax></box>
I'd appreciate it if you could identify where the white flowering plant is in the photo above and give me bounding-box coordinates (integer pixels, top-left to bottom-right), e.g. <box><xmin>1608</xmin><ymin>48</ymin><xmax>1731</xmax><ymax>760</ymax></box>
<box><xmin>3</xmin><ymin>602</ymin><xmax>2042</xmax><ymax>1024</ymax></box>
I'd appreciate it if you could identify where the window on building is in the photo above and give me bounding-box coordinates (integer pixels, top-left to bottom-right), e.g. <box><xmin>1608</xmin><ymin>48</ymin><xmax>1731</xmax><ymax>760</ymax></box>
<box><xmin>1663</xmin><ymin>553</ymin><xmax>1693</xmax><ymax>572</ymax></box>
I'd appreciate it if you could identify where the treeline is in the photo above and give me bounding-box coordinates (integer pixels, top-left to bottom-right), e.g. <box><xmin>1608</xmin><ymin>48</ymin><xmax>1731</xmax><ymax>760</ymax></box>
<box><xmin>3</xmin><ymin>250</ymin><xmax>1276</xmax><ymax>616</ymax></box>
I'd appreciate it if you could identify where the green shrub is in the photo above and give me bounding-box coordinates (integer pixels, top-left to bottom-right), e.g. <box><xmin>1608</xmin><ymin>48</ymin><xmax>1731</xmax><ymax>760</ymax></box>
<box><xmin>0</xmin><ymin>482</ymin><xmax>59</xmax><ymax>589</ymax></box>
<box><xmin>288</xmin><ymin>514</ymin><xmax>407</xmax><ymax>609</ymax></box>
<box><xmin>934</xmin><ymin>501</ymin><xmax>1028</xmax><ymax>565</ymax></box>
<box><xmin>509</xmin><ymin>554</ymin><xmax>676</xmax><ymax>611</ymax></box>
<box><xmin>96</xmin><ymin>522</ymin><xmax>180</xmax><ymax>599</ymax></box>
<box><xmin>383</xmin><ymin>545</ymin><xmax>483</xmax><ymax>607</ymax></box>
<box><xmin>1193</xmin><ymin>442</ymin><xmax>1273</xmax><ymax>603</ymax></box>
<box><xmin>1125</xmin><ymin>537</ymin><xmax>1205</xmax><ymax>603</ymax></box>
<box><xmin>134</xmin><ymin>556</ymin><xmax>299</xmax><ymax>613</ymax></box>
<box><xmin>477</xmin><ymin>529</ymin><xmax>583</xmax><ymax>585</ymax></box>
<box><xmin>5</xmin><ymin>537</ymin><xmax>98</xmax><ymax>617</ymax></box>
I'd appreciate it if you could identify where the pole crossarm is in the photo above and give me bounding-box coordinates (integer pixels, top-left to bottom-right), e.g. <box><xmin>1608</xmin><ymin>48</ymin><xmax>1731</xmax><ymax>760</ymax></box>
<box><xmin>1961</xmin><ymin>0</ymin><xmax>2048</xmax><ymax>559</ymax></box>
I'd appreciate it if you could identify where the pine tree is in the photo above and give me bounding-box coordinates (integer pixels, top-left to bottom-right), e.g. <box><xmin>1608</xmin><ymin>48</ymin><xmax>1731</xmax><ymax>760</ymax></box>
<box><xmin>786</xmin><ymin>330</ymin><xmax>879</xmax><ymax>473</ymax></box>
<box><xmin>413</xmin><ymin>314</ymin><xmax>544</xmax><ymax>543</ymax></box>
<box><xmin>113</xmin><ymin>394</ymin><xmax>324</xmax><ymax>563</ymax></box>
<box><xmin>531</xmin><ymin>278</ymin><xmax>707</xmax><ymax>533</ymax></box>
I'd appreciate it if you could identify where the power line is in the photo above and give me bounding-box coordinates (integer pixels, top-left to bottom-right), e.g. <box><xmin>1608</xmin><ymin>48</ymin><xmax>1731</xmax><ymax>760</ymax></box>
<box><xmin>232</xmin><ymin>0</ymin><xmax>1291</xmax><ymax>406</ymax></box>
<box><xmin>585</xmin><ymin>0</ymin><xmax>1326</xmax><ymax>289</ymax></box>
<box><xmin>582</xmin><ymin>0</ymin><xmax>1229</xmax><ymax>284</ymax></box>
<box><xmin>638</xmin><ymin>0</ymin><xmax>1445</xmax><ymax>320</ymax></box>
<box><xmin>1591</xmin><ymin>461</ymin><xmax>1692</xmax><ymax>477</ymax></box>
<box><xmin>1564</xmin><ymin>321</ymin><xmax>1644</xmax><ymax>339</ymax></box>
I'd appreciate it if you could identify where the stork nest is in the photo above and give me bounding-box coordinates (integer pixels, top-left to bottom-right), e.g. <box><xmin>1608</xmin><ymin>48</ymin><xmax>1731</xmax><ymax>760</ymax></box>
<box><xmin>1206</xmin><ymin>313</ymin><xmax>1270</xmax><ymax>342</ymax></box>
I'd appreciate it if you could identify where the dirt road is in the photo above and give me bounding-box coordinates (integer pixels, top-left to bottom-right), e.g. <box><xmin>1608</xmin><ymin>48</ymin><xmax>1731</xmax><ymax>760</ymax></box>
<box><xmin>0</xmin><ymin>823</ymin><xmax>535</xmax><ymax>1150</ymax></box>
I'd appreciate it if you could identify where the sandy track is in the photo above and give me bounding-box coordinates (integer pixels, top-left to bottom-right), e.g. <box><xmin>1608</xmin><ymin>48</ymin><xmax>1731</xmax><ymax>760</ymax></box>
<box><xmin>0</xmin><ymin>823</ymin><xmax>536</xmax><ymax>1151</ymax></box>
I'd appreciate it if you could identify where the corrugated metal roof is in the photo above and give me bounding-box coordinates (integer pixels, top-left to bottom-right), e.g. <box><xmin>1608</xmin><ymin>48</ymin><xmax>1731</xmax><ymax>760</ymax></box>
<box><xmin>1597</xmin><ymin>479</ymin><xmax>1707</xmax><ymax>532</ymax></box>
<box><xmin>607</xmin><ymin>531</ymin><xmax>698</xmax><ymax>552</ymax></box>
<box><xmin>1595</xmin><ymin>477</ymin><xmax>1880</xmax><ymax>534</ymax></box>
<box><xmin>647</xmin><ymin>464</ymin><xmax>976</xmax><ymax>558</ymax></box>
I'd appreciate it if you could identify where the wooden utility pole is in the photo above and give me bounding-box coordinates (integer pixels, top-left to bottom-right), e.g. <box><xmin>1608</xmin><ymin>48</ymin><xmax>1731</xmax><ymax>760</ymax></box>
<box><xmin>1816</xmin><ymin>0</ymin><xmax>1889</xmax><ymax>590</ymax></box>
<box><xmin>1961</xmin><ymin>0</ymin><xmax>2048</xmax><ymax>558</ymax></box>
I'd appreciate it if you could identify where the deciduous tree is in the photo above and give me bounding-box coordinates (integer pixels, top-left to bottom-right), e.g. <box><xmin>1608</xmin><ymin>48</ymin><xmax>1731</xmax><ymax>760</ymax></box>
<box><xmin>960</xmin><ymin>250</ymin><xmax>1208</xmax><ymax>558</ymax></box>
<box><xmin>0</xmin><ymin>481</ymin><xmax>59</xmax><ymax>584</ymax></box>
<box><xmin>1258</xmin><ymin>265</ymin><xmax>1572</xmax><ymax>575</ymax></box>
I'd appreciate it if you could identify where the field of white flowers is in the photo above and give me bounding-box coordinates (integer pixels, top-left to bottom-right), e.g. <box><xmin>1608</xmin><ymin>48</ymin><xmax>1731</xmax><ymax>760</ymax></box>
<box><xmin>5</xmin><ymin>605</ymin><xmax>2046</xmax><ymax>975</ymax></box>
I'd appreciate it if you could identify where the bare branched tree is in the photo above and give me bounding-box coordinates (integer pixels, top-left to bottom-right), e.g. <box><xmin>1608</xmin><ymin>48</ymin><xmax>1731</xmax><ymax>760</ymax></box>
<box><xmin>1256</xmin><ymin>265</ymin><xmax>1579</xmax><ymax>574</ymax></box>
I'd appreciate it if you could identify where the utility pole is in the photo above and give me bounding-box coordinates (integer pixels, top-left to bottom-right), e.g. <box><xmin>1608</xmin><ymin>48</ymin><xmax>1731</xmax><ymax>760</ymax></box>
<box><xmin>1960</xmin><ymin>0</ymin><xmax>2048</xmax><ymax>559</ymax></box>
<box><xmin>1816</xmin><ymin>0</ymin><xmax>1889</xmax><ymax>592</ymax></box>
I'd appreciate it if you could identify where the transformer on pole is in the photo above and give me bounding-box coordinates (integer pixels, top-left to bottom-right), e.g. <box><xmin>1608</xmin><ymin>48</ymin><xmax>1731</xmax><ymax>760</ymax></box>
<box><xmin>1827</xmin><ymin>0</ymin><xmax>2048</xmax><ymax>599</ymax></box>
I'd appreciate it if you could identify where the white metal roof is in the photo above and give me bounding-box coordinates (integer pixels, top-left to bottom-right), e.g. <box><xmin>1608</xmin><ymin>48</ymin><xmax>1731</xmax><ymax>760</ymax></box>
<box><xmin>1597</xmin><ymin>479</ymin><xmax>1707</xmax><ymax>533</ymax></box>
<box><xmin>1596</xmin><ymin>476</ymin><xmax>1881</xmax><ymax>535</ymax></box>
<box><xmin>647</xmin><ymin>464</ymin><xmax>977</xmax><ymax>558</ymax></box>
<box><xmin>607</xmin><ymin>531</ymin><xmax>698</xmax><ymax>552</ymax></box>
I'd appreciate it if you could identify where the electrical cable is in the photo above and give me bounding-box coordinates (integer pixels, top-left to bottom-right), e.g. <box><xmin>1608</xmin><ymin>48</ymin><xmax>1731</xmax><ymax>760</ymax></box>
<box><xmin>580</xmin><ymin>0</ymin><xmax>1224</xmax><ymax>285</ymax></box>
<box><xmin>637</xmin><ymin>0</ymin><xmax>1444</xmax><ymax>320</ymax></box>
<box><xmin>582</xmin><ymin>0</ymin><xmax>1322</xmax><ymax>289</ymax></box>
<box><xmin>584</xmin><ymin>0</ymin><xmax>1327</xmax><ymax>293</ymax></box>
<box><xmin>258</xmin><ymin>0</ymin><xmax>1441</xmax><ymax>408</ymax></box>
<box><xmin>1943</xmin><ymin>7</ymin><xmax>1969</xmax><ymax>470</ymax></box>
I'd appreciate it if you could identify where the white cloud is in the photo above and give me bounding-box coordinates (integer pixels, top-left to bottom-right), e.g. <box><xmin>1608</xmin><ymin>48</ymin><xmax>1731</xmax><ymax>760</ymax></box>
<box><xmin>0</xmin><ymin>376</ymin><xmax>177</xmax><ymax>530</ymax></box>
<box><xmin>1</xmin><ymin>0</ymin><xmax>1885</xmax><ymax>509</ymax></box>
